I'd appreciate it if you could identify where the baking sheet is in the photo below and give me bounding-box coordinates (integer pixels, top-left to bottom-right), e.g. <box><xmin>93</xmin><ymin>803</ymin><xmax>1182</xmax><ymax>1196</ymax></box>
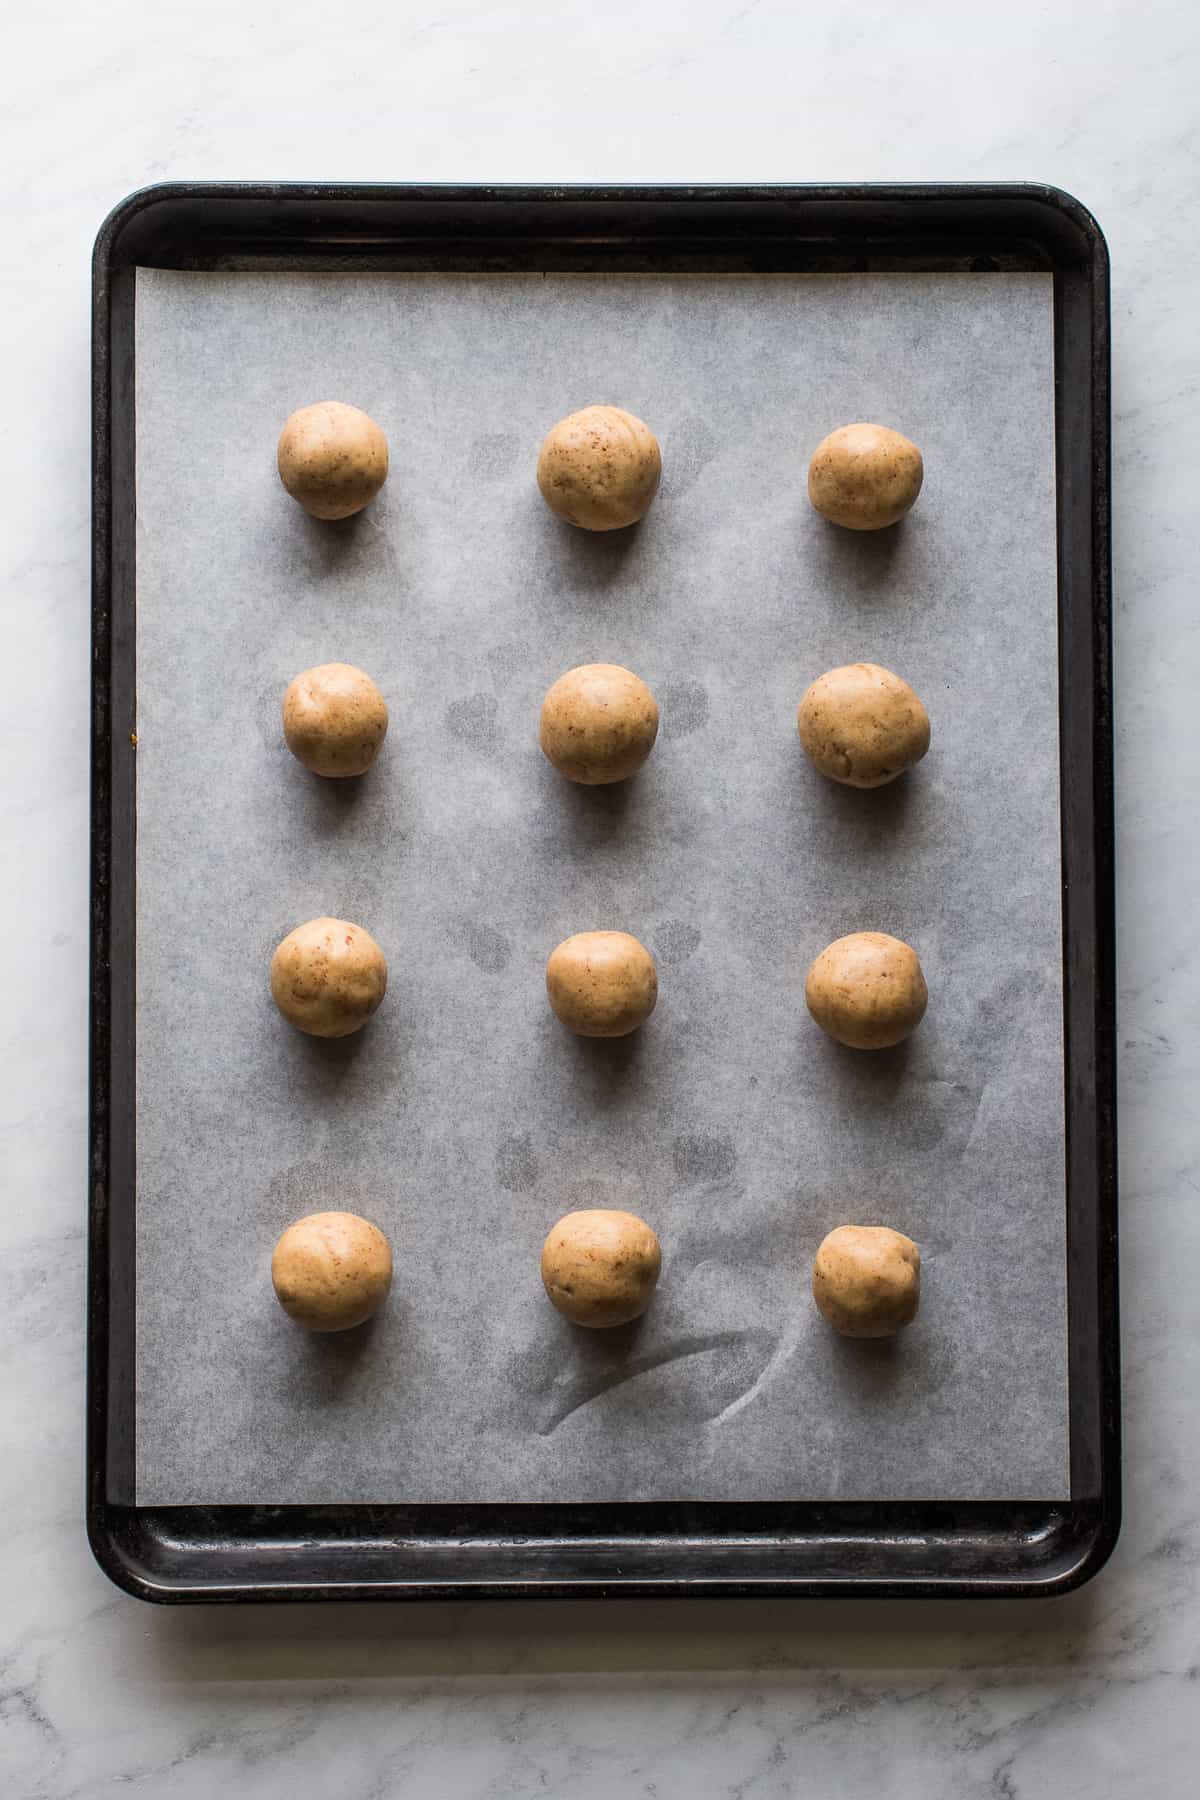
<box><xmin>133</xmin><ymin>267</ymin><xmax>1067</xmax><ymax>1504</ymax></box>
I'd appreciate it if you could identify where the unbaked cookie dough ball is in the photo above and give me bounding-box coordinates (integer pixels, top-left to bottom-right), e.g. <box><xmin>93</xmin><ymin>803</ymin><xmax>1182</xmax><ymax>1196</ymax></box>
<box><xmin>541</xmin><ymin>1208</ymin><xmax>662</xmax><ymax>1328</ymax></box>
<box><xmin>270</xmin><ymin>917</ymin><xmax>388</xmax><ymax>1039</ymax></box>
<box><xmin>807</xmin><ymin>423</ymin><xmax>923</xmax><ymax>531</ymax></box>
<box><xmin>537</xmin><ymin>405</ymin><xmax>662</xmax><ymax>531</ymax></box>
<box><xmin>272</xmin><ymin>1210</ymin><xmax>393</xmax><ymax>1332</ymax></box>
<box><xmin>812</xmin><ymin>1224</ymin><xmax>920</xmax><ymax>1338</ymax></box>
<box><xmin>283</xmin><ymin>662</ymin><xmax>389</xmax><ymax>778</ymax></box>
<box><xmin>546</xmin><ymin>931</ymin><xmax>658</xmax><ymax>1038</ymax></box>
<box><xmin>805</xmin><ymin>931</ymin><xmax>927</xmax><ymax>1050</ymax></box>
<box><xmin>798</xmin><ymin>662</ymin><xmax>930</xmax><ymax>788</ymax></box>
<box><xmin>277</xmin><ymin>401</ymin><xmax>389</xmax><ymax>520</ymax></box>
<box><xmin>539</xmin><ymin>662</ymin><xmax>659</xmax><ymax>785</ymax></box>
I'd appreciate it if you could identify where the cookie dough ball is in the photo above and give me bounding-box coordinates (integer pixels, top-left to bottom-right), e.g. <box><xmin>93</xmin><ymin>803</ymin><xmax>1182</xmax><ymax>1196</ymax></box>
<box><xmin>537</xmin><ymin>405</ymin><xmax>661</xmax><ymax>531</ymax></box>
<box><xmin>539</xmin><ymin>662</ymin><xmax>659</xmax><ymax>785</ymax></box>
<box><xmin>541</xmin><ymin>1208</ymin><xmax>662</xmax><ymax>1328</ymax></box>
<box><xmin>805</xmin><ymin>931</ymin><xmax>927</xmax><ymax>1050</ymax></box>
<box><xmin>270</xmin><ymin>917</ymin><xmax>388</xmax><ymax>1039</ymax></box>
<box><xmin>272</xmin><ymin>1210</ymin><xmax>393</xmax><ymax>1332</ymax></box>
<box><xmin>807</xmin><ymin>423</ymin><xmax>923</xmax><ymax>531</ymax></box>
<box><xmin>546</xmin><ymin>931</ymin><xmax>658</xmax><ymax>1038</ymax></box>
<box><xmin>812</xmin><ymin>1224</ymin><xmax>920</xmax><ymax>1338</ymax></box>
<box><xmin>798</xmin><ymin>662</ymin><xmax>930</xmax><ymax>788</ymax></box>
<box><xmin>277</xmin><ymin>401</ymin><xmax>389</xmax><ymax>520</ymax></box>
<box><xmin>283</xmin><ymin>662</ymin><xmax>389</xmax><ymax>778</ymax></box>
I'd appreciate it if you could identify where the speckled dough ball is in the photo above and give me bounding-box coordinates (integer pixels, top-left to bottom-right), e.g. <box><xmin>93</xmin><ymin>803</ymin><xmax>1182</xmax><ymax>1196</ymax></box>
<box><xmin>546</xmin><ymin>930</ymin><xmax>658</xmax><ymax>1038</ymax></box>
<box><xmin>271</xmin><ymin>1210</ymin><xmax>393</xmax><ymax>1332</ymax></box>
<box><xmin>270</xmin><ymin>916</ymin><xmax>388</xmax><ymax>1039</ymax></box>
<box><xmin>277</xmin><ymin>401</ymin><xmax>389</xmax><ymax>519</ymax></box>
<box><xmin>798</xmin><ymin>662</ymin><xmax>930</xmax><ymax>788</ymax></box>
<box><xmin>539</xmin><ymin>662</ymin><xmax>659</xmax><ymax>785</ymax></box>
<box><xmin>807</xmin><ymin>423</ymin><xmax>923</xmax><ymax>531</ymax></box>
<box><xmin>283</xmin><ymin>662</ymin><xmax>389</xmax><ymax>778</ymax></box>
<box><xmin>541</xmin><ymin>1208</ymin><xmax>662</xmax><ymax>1328</ymax></box>
<box><xmin>805</xmin><ymin>931</ymin><xmax>927</xmax><ymax>1050</ymax></box>
<box><xmin>537</xmin><ymin>405</ymin><xmax>662</xmax><ymax>531</ymax></box>
<box><xmin>812</xmin><ymin>1224</ymin><xmax>920</xmax><ymax>1338</ymax></box>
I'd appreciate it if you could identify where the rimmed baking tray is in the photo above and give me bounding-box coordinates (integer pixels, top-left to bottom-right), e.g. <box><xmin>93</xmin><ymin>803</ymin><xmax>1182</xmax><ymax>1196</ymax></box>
<box><xmin>90</xmin><ymin>183</ymin><xmax>1116</xmax><ymax>1601</ymax></box>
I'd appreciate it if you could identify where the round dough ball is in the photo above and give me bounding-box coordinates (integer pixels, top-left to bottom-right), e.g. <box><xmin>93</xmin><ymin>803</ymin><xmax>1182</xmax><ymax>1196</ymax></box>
<box><xmin>807</xmin><ymin>423</ymin><xmax>923</xmax><ymax>531</ymax></box>
<box><xmin>270</xmin><ymin>916</ymin><xmax>388</xmax><ymax>1039</ymax></box>
<box><xmin>539</xmin><ymin>662</ymin><xmax>659</xmax><ymax>785</ymax></box>
<box><xmin>277</xmin><ymin>401</ymin><xmax>389</xmax><ymax>520</ymax></box>
<box><xmin>541</xmin><ymin>1208</ymin><xmax>662</xmax><ymax>1328</ymax></box>
<box><xmin>546</xmin><ymin>931</ymin><xmax>658</xmax><ymax>1038</ymax></box>
<box><xmin>537</xmin><ymin>405</ymin><xmax>662</xmax><ymax>531</ymax></box>
<box><xmin>805</xmin><ymin>931</ymin><xmax>927</xmax><ymax>1050</ymax></box>
<box><xmin>798</xmin><ymin>662</ymin><xmax>930</xmax><ymax>788</ymax></box>
<box><xmin>283</xmin><ymin>662</ymin><xmax>389</xmax><ymax>778</ymax></box>
<box><xmin>812</xmin><ymin>1224</ymin><xmax>920</xmax><ymax>1338</ymax></box>
<box><xmin>272</xmin><ymin>1210</ymin><xmax>393</xmax><ymax>1332</ymax></box>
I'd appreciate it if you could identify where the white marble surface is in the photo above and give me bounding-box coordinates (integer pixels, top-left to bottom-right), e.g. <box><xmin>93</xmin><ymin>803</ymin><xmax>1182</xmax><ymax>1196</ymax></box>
<box><xmin>2</xmin><ymin>1</ymin><xmax>1197</xmax><ymax>1794</ymax></box>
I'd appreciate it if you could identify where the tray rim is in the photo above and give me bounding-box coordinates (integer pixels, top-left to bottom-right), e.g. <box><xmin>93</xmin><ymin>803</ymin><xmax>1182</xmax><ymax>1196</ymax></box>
<box><xmin>89</xmin><ymin>180</ymin><xmax>1118</xmax><ymax>1603</ymax></box>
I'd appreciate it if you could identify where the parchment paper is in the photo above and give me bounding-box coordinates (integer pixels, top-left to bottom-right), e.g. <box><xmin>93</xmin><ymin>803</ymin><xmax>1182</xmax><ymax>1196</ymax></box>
<box><xmin>134</xmin><ymin>268</ymin><xmax>1067</xmax><ymax>1503</ymax></box>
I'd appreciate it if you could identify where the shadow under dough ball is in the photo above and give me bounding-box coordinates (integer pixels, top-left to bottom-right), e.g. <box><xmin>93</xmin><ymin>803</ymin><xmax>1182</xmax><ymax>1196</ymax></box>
<box><xmin>536</xmin><ymin>404</ymin><xmax>662</xmax><ymax>530</ymax></box>
<box><xmin>271</xmin><ymin>1210</ymin><xmax>393</xmax><ymax>1332</ymax></box>
<box><xmin>805</xmin><ymin>931</ymin><xmax>927</xmax><ymax>1050</ymax></box>
<box><xmin>270</xmin><ymin>916</ymin><xmax>388</xmax><ymax>1038</ymax></box>
<box><xmin>277</xmin><ymin>400</ymin><xmax>389</xmax><ymax>519</ymax></box>
<box><xmin>541</xmin><ymin>1208</ymin><xmax>662</xmax><ymax>1328</ymax></box>
<box><xmin>812</xmin><ymin>1224</ymin><xmax>921</xmax><ymax>1338</ymax></box>
<box><xmin>807</xmin><ymin>422</ymin><xmax>923</xmax><ymax>530</ymax></box>
<box><xmin>546</xmin><ymin>930</ymin><xmax>658</xmax><ymax>1038</ymax></box>
<box><xmin>283</xmin><ymin>662</ymin><xmax>389</xmax><ymax>778</ymax></box>
<box><xmin>798</xmin><ymin>661</ymin><xmax>930</xmax><ymax>788</ymax></box>
<box><xmin>539</xmin><ymin>662</ymin><xmax>659</xmax><ymax>785</ymax></box>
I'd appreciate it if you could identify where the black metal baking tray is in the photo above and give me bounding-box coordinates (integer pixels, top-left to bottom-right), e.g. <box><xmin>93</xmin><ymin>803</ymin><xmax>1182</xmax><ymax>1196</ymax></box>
<box><xmin>89</xmin><ymin>182</ymin><xmax>1116</xmax><ymax>1602</ymax></box>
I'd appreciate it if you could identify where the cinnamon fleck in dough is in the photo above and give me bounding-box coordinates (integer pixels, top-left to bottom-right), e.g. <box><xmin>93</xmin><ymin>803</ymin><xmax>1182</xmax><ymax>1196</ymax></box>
<box><xmin>812</xmin><ymin>1225</ymin><xmax>920</xmax><ymax>1337</ymax></box>
<box><xmin>805</xmin><ymin>931</ymin><xmax>927</xmax><ymax>1049</ymax></box>
<box><xmin>546</xmin><ymin>931</ymin><xmax>658</xmax><ymax>1038</ymax></box>
<box><xmin>277</xmin><ymin>401</ymin><xmax>388</xmax><ymax>519</ymax></box>
<box><xmin>798</xmin><ymin>662</ymin><xmax>930</xmax><ymax>788</ymax></box>
<box><xmin>537</xmin><ymin>405</ymin><xmax>661</xmax><ymax>530</ymax></box>
<box><xmin>539</xmin><ymin>663</ymin><xmax>659</xmax><ymax>785</ymax></box>
<box><xmin>271</xmin><ymin>1211</ymin><xmax>393</xmax><ymax>1332</ymax></box>
<box><xmin>808</xmin><ymin>422</ymin><xmax>923</xmax><ymax>530</ymax></box>
<box><xmin>270</xmin><ymin>917</ymin><xmax>388</xmax><ymax>1038</ymax></box>
<box><xmin>541</xmin><ymin>1209</ymin><xmax>662</xmax><ymax>1327</ymax></box>
<box><xmin>283</xmin><ymin>662</ymin><xmax>388</xmax><ymax>778</ymax></box>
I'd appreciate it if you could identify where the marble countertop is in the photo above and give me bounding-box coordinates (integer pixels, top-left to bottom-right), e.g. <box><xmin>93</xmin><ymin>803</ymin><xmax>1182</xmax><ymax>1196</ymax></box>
<box><xmin>4</xmin><ymin>2</ymin><xmax>1197</xmax><ymax>1794</ymax></box>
